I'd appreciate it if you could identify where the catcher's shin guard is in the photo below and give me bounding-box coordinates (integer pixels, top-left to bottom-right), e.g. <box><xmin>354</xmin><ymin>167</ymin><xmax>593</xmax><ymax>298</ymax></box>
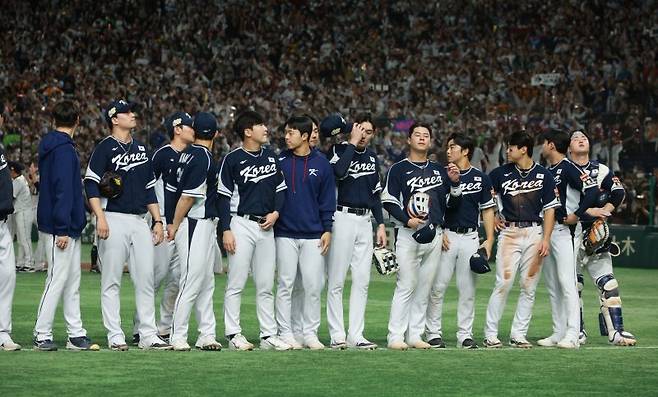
<box><xmin>596</xmin><ymin>274</ymin><xmax>636</xmax><ymax>346</ymax></box>
<box><xmin>577</xmin><ymin>273</ymin><xmax>585</xmax><ymax>334</ymax></box>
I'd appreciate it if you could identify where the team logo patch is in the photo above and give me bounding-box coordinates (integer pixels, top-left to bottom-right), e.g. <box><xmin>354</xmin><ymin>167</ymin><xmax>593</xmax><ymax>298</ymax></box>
<box><xmin>537</xmin><ymin>173</ymin><xmax>544</xmax><ymax>179</ymax></box>
<box><xmin>348</xmin><ymin>161</ymin><xmax>376</xmax><ymax>178</ymax></box>
<box><xmin>268</xmin><ymin>157</ymin><xmax>275</xmax><ymax>163</ymax></box>
<box><xmin>557</xmin><ymin>169</ymin><xmax>563</xmax><ymax>174</ymax></box>
<box><xmin>309</xmin><ymin>168</ymin><xmax>318</xmax><ymax>176</ymax></box>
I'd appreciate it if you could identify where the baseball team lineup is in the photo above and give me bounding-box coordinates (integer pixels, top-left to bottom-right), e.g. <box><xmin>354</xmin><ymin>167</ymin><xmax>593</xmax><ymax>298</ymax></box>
<box><xmin>0</xmin><ymin>98</ymin><xmax>637</xmax><ymax>352</ymax></box>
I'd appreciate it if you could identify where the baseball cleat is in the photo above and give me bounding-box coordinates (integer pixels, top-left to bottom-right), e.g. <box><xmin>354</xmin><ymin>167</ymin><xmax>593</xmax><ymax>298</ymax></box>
<box><xmin>227</xmin><ymin>334</ymin><xmax>254</xmax><ymax>351</ymax></box>
<box><xmin>195</xmin><ymin>336</ymin><xmax>222</xmax><ymax>351</ymax></box>
<box><xmin>578</xmin><ymin>331</ymin><xmax>588</xmax><ymax>345</ymax></box>
<box><xmin>483</xmin><ymin>337</ymin><xmax>503</xmax><ymax>348</ymax></box>
<box><xmin>460</xmin><ymin>338</ymin><xmax>478</xmax><ymax>349</ymax></box>
<box><xmin>260</xmin><ymin>336</ymin><xmax>292</xmax><ymax>351</ymax></box>
<box><xmin>330</xmin><ymin>341</ymin><xmax>348</xmax><ymax>350</ymax></box>
<box><xmin>537</xmin><ymin>335</ymin><xmax>560</xmax><ymax>347</ymax></box>
<box><xmin>509</xmin><ymin>338</ymin><xmax>533</xmax><ymax>349</ymax></box>
<box><xmin>610</xmin><ymin>331</ymin><xmax>636</xmax><ymax>346</ymax></box>
<box><xmin>132</xmin><ymin>333</ymin><xmax>140</xmax><ymax>346</ymax></box>
<box><xmin>66</xmin><ymin>336</ymin><xmax>100</xmax><ymax>351</ymax></box>
<box><xmin>556</xmin><ymin>338</ymin><xmax>579</xmax><ymax>349</ymax></box>
<box><xmin>171</xmin><ymin>340</ymin><xmax>191</xmax><ymax>351</ymax></box>
<box><xmin>139</xmin><ymin>336</ymin><xmax>173</xmax><ymax>350</ymax></box>
<box><xmin>349</xmin><ymin>340</ymin><xmax>378</xmax><ymax>350</ymax></box>
<box><xmin>0</xmin><ymin>339</ymin><xmax>22</xmax><ymax>351</ymax></box>
<box><xmin>409</xmin><ymin>340</ymin><xmax>431</xmax><ymax>349</ymax></box>
<box><xmin>304</xmin><ymin>337</ymin><xmax>325</xmax><ymax>350</ymax></box>
<box><xmin>34</xmin><ymin>339</ymin><xmax>58</xmax><ymax>351</ymax></box>
<box><xmin>158</xmin><ymin>334</ymin><xmax>170</xmax><ymax>344</ymax></box>
<box><xmin>387</xmin><ymin>341</ymin><xmax>409</xmax><ymax>351</ymax></box>
<box><xmin>279</xmin><ymin>336</ymin><xmax>303</xmax><ymax>350</ymax></box>
<box><xmin>110</xmin><ymin>343</ymin><xmax>129</xmax><ymax>351</ymax></box>
<box><xmin>428</xmin><ymin>337</ymin><xmax>446</xmax><ymax>349</ymax></box>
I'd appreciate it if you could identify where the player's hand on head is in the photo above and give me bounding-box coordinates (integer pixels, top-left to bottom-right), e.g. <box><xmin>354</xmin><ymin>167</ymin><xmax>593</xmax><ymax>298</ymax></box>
<box><xmin>349</xmin><ymin>123</ymin><xmax>365</xmax><ymax>146</ymax></box>
<box><xmin>441</xmin><ymin>233</ymin><xmax>450</xmax><ymax>251</ymax></box>
<box><xmin>152</xmin><ymin>222</ymin><xmax>164</xmax><ymax>245</ymax></box>
<box><xmin>319</xmin><ymin>232</ymin><xmax>331</xmax><ymax>255</ymax></box>
<box><xmin>97</xmin><ymin>216</ymin><xmax>110</xmax><ymax>239</ymax></box>
<box><xmin>259</xmin><ymin>211</ymin><xmax>279</xmax><ymax>231</ymax></box>
<box><xmin>407</xmin><ymin>217</ymin><xmax>424</xmax><ymax>230</ymax></box>
<box><xmin>446</xmin><ymin>163</ymin><xmax>460</xmax><ymax>183</ymax></box>
<box><xmin>223</xmin><ymin>230</ymin><xmax>236</xmax><ymax>255</ymax></box>
<box><xmin>376</xmin><ymin>224</ymin><xmax>387</xmax><ymax>247</ymax></box>
<box><xmin>55</xmin><ymin>235</ymin><xmax>69</xmax><ymax>249</ymax></box>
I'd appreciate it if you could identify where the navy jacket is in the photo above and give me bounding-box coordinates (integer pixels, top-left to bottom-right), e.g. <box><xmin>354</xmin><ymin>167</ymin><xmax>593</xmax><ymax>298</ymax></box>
<box><xmin>0</xmin><ymin>148</ymin><xmax>13</xmax><ymax>219</ymax></box>
<box><xmin>37</xmin><ymin>130</ymin><xmax>87</xmax><ymax>237</ymax></box>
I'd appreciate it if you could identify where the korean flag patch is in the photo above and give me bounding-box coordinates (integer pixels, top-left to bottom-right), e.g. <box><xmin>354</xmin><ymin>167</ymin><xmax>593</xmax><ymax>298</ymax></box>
<box><xmin>433</xmin><ymin>170</ymin><xmax>440</xmax><ymax>175</ymax></box>
<box><xmin>268</xmin><ymin>157</ymin><xmax>275</xmax><ymax>163</ymax></box>
<box><xmin>537</xmin><ymin>173</ymin><xmax>544</xmax><ymax>179</ymax></box>
<box><xmin>138</xmin><ymin>145</ymin><xmax>145</xmax><ymax>151</ymax></box>
<box><xmin>474</xmin><ymin>176</ymin><xmax>482</xmax><ymax>182</ymax></box>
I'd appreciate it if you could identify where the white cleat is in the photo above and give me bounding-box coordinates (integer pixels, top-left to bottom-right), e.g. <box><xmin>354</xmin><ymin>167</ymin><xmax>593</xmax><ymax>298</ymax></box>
<box><xmin>387</xmin><ymin>341</ymin><xmax>409</xmax><ymax>351</ymax></box>
<box><xmin>280</xmin><ymin>336</ymin><xmax>303</xmax><ymax>350</ymax></box>
<box><xmin>304</xmin><ymin>337</ymin><xmax>325</xmax><ymax>350</ymax></box>
<box><xmin>578</xmin><ymin>331</ymin><xmax>588</xmax><ymax>345</ymax></box>
<box><xmin>556</xmin><ymin>338</ymin><xmax>580</xmax><ymax>349</ymax></box>
<box><xmin>483</xmin><ymin>337</ymin><xmax>503</xmax><ymax>349</ymax></box>
<box><xmin>537</xmin><ymin>335</ymin><xmax>560</xmax><ymax>347</ymax></box>
<box><xmin>171</xmin><ymin>339</ymin><xmax>191</xmax><ymax>351</ymax></box>
<box><xmin>0</xmin><ymin>339</ymin><xmax>22</xmax><ymax>351</ymax></box>
<box><xmin>348</xmin><ymin>339</ymin><xmax>378</xmax><ymax>350</ymax></box>
<box><xmin>408</xmin><ymin>340</ymin><xmax>431</xmax><ymax>349</ymax></box>
<box><xmin>195</xmin><ymin>336</ymin><xmax>222</xmax><ymax>351</ymax></box>
<box><xmin>260</xmin><ymin>336</ymin><xmax>292</xmax><ymax>351</ymax></box>
<box><xmin>610</xmin><ymin>331</ymin><xmax>637</xmax><ymax>346</ymax></box>
<box><xmin>228</xmin><ymin>334</ymin><xmax>254</xmax><ymax>351</ymax></box>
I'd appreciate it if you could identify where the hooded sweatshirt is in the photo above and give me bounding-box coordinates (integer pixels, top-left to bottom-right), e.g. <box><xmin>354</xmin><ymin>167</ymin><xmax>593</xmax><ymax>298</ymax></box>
<box><xmin>37</xmin><ymin>130</ymin><xmax>86</xmax><ymax>238</ymax></box>
<box><xmin>275</xmin><ymin>148</ymin><xmax>336</xmax><ymax>239</ymax></box>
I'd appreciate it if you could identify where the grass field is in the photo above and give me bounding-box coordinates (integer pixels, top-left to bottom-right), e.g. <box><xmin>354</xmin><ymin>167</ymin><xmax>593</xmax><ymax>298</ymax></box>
<box><xmin>2</xmin><ymin>247</ymin><xmax>657</xmax><ymax>396</ymax></box>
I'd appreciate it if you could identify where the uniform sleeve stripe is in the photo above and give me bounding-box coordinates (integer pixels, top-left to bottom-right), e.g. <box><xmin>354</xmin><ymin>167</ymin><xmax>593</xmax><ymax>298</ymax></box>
<box><xmin>181</xmin><ymin>192</ymin><xmax>204</xmax><ymax>198</ymax></box>
<box><xmin>0</xmin><ymin>163</ymin><xmax>6</xmax><ymax>171</ymax></box>
<box><xmin>85</xmin><ymin>168</ymin><xmax>101</xmax><ymax>182</ymax></box>
<box><xmin>479</xmin><ymin>200</ymin><xmax>496</xmax><ymax>210</ymax></box>
<box><xmin>543</xmin><ymin>199</ymin><xmax>561</xmax><ymax>210</ymax></box>
<box><xmin>145</xmin><ymin>179</ymin><xmax>156</xmax><ymax>189</ymax></box>
<box><xmin>217</xmin><ymin>191</ymin><xmax>233</xmax><ymax>198</ymax></box>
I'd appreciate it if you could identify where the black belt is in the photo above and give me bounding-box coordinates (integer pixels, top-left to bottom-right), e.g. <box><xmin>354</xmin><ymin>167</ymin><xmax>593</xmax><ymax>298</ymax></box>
<box><xmin>337</xmin><ymin>205</ymin><xmax>369</xmax><ymax>216</ymax></box>
<box><xmin>448</xmin><ymin>227</ymin><xmax>476</xmax><ymax>234</ymax></box>
<box><xmin>237</xmin><ymin>213</ymin><xmax>265</xmax><ymax>224</ymax></box>
<box><xmin>504</xmin><ymin>221</ymin><xmax>542</xmax><ymax>228</ymax></box>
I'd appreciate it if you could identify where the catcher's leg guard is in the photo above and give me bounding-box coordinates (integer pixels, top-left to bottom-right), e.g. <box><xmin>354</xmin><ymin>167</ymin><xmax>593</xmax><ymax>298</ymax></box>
<box><xmin>577</xmin><ymin>274</ymin><xmax>585</xmax><ymax>333</ymax></box>
<box><xmin>596</xmin><ymin>274</ymin><xmax>636</xmax><ymax>346</ymax></box>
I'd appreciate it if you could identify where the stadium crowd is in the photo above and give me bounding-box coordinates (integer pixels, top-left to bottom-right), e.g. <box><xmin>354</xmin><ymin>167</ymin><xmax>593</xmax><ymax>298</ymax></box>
<box><xmin>0</xmin><ymin>0</ymin><xmax>657</xmax><ymax>224</ymax></box>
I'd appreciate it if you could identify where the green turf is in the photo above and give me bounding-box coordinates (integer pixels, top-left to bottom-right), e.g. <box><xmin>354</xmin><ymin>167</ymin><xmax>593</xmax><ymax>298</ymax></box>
<box><xmin>2</xmin><ymin>254</ymin><xmax>657</xmax><ymax>396</ymax></box>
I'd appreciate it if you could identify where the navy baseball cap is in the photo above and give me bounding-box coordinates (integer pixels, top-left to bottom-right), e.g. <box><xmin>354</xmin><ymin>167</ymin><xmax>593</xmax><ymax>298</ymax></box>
<box><xmin>165</xmin><ymin>112</ymin><xmax>194</xmax><ymax>136</ymax></box>
<box><xmin>8</xmin><ymin>161</ymin><xmax>24</xmax><ymax>173</ymax></box>
<box><xmin>320</xmin><ymin>113</ymin><xmax>353</xmax><ymax>138</ymax></box>
<box><xmin>104</xmin><ymin>99</ymin><xmax>136</xmax><ymax>124</ymax></box>
<box><xmin>469</xmin><ymin>248</ymin><xmax>491</xmax><ymax>274</ymax></box>
<box><xmin>412</xmin><ymin>223</ymin><xmax>436</xmax><ymax>244</ymax></box>
<box><xmin>193</xmin><ymin>112</ymin><xmax>218</xmax><ymax>139</ymax></box>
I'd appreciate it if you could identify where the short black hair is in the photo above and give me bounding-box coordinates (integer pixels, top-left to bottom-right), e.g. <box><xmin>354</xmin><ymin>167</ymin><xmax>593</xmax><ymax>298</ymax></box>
<box><xmin>234</xmin><ymin>110</ymin><xmax>265</xmax><ymax>140</ymax></box>
<box><xmin>355</xmin><ymin>112</ymin><xmax>373</xmax><ymax>126</ymax></box>
<box><xmin>542</xmin><ymin>129</ymin><xmax>570</xmax><ymax>155</ymax></box>
<box><xmin>447</xmin><ymin>132</ymin><xmax>475</xmax><ymax>160</ymax></box>
<box><xmin>52</xmin><ymin>100</ymin><xmax>79</xmax><ymax>128</ymax></box>
<box><xmin>303</xmin><ymin>113</ymin><xmax>319</xmax><ymax>128</ymax></box>
<box><xmin>408</xmin><ymin>122</ymin><xmax>432</xmax><ymax>137</ymax></box>
<box><xmin>507</xmin><ymin>131</ymin><xmax>534</xmax><ymax>157</ymax></box>
<box><xmin>285</xmin><ymin>115</ymin><xmax>313</xmax><ymax>140</ymax></box>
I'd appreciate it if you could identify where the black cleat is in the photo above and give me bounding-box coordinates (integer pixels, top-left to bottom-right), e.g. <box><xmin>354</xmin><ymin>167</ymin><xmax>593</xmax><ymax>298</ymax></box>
<box><xmin>428</xmin><ymin>337</ymin><xmax>446</xmax><ymax>349</ymax></box>
<box><xmin>461</xmin><ymin>338</ymin><xmax>478</xmax><ymax>349</ymax></box>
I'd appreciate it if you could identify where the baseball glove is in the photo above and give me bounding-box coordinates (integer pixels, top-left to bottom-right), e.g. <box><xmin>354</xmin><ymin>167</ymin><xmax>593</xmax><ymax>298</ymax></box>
<box><xmin>99</xmin><ymin>171</ymin><xmax>123</xmax><ymax>199</ymax></box>
<box><xmin>583</xmin><ymin>218</ymin><xmax>610</xmax><ymax>255</ymax></box>
<box><xmin>407</xmin><ymin>192</ymin><xmax>430</xmax><ymax>220</ymax></box>
<box><xmin>373</xmin><ymin>247</ymin><xmax>398</xmax><ymax>275</ymax></box>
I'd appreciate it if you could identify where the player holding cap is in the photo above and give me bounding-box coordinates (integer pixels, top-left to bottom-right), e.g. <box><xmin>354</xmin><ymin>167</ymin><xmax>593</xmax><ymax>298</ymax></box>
<box><xmin>425</xmin><ymin>133</ymin><xmax>495</xmax><ymax>349</ymax></box>
<box><xmin>275</xmin><ymin>115</ymin><xmax>336</xmax><ymax>350</ymax></box>
<box><xmin>326</xmin><ymin>112</ymin><xmax>386</xmax><ymax>350</ymax></box>
<box><xmin>483</xmin><ymin>131</ymin><xmax>559</xmax><ymax>349</ymax></box>
<box><xmin>567</xmin><ymin>130</ymin><xmax>636</xmax><ymax>346</ymax></box>
<box><xmin>537</xmin><ymin>130</ymin><xmax>600</xmax><ymax>349</ymax></box>
<box><xmin>33</xmin><ymin>101</ymin><xmax>98</xmax><ymax>351</ymax></box>
<box><xmin>0</xmin><ymin>102</ymin><xmax>21</xmax><ymax>351</ymax></box>
<box><xmin>167</xmin><ymin>112</ymin><xmax>222</xmax><ymax>351</ymax></box>
<box><xmin>85</xmin><ymin>99</ymin><xmax>170</xmax><ymax>350</ymax></box>
<box><xmin>219</xmin><ymin>110</ymin><xmax>290</xmax><ymax>351</ymax></box>
<box><xmin>131</xmin><ymin>112</ymin><xmax>195</xmax><ymax>343</ymax></box>
<box><xmin>381</xmin><ymin>122</ymin><xmax>461</xmax><ymax>350</ymax></box>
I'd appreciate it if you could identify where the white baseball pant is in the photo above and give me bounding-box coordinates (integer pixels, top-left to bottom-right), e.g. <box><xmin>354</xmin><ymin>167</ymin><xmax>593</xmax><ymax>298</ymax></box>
<box><xmin>387</xmin><ymin>227</ymin><xmax>442</xmax><ymax>345</ymax></box>
<box><xmin>542</xmin><ymin>224</ymin><xmax>579</xmax><ymax>342</ymax></box>
<box><xmin>484</xmin><ymin>225</ymin><xmax>544</xmax><ymax>340</ymax></box>
<box><xmin>98</xmin><ymin>211</ymin><xmax>159</xmax><ymax>346</ymax></box>
<box><xmin>171</xmin><ymin>218</ymin><xmax>217</xmax><ymax>344</ymax></box>
<box><xmin>426</xmin><ymin>230</ymin><xmax>478</xmax><ymax>344</ymax></box>
<box><xmin>224</xmin><ymin>216</ymin><xmax>278</xmax><ymax>338</ymax></box>
<box><xmin>275</xmin><ymin>237</ymin><xmax>325</xmax><ymax>339</ymax></box>
<box><xmin>290</xmin><ymin>271</ymin><xmax>304</xmax><ymax>341</ymax></box>
<box><xmin>34</xmin><ymin>235</ymin><xmax>87</xmax><ymax>341</ymax></box>
<box><xmin>0</xmin><ymin>220</ymin><xmax>16</xmax><ymax>345</ymax></box>
<box><xmin>327</xmin><ymin>210</ymin><xmax>373</xmax><ymax>344</ymax></box>
<box><xmin>10</xmin><ymin>210</ymin><xmax>33</xmax><ymax>268</ymax></box>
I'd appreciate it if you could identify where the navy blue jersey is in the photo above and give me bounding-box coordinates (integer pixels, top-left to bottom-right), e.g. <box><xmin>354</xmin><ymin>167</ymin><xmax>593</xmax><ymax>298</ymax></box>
<box><xmin>547</xmin><ymin>158</ymin><xmax>598</xmax><ymax>221</ymax></box>
<box><xmin>0</xmin><ymin>148</ymin><xmax>14</xmax><ymax>218</ymax></box>
<box><xmin>573</xmin><ymin>160</ymin><xmax>625</xmax><ymax>224</ymax></box>
<box><xmin>84</xmin><ymin>136</ymin><xmax>157</xmax><ymax>214</ymax></box>
<box><xmin>329</xmin><ymin>143</ymin><xmax>384</xmax><ymax>224</ymax></box>
<box><xmin>444</xmin><ymin>167</ymin><xmax>495</xmax><ymax>229</ymax></box>
<box><xmin>381</xmin><ymin>159</ymin><xmax>460</xmax><ymax>227</ymax></box>
<box><xmin>217</xmin><ymin>147</ymin><xmax>286</xmax><ymax>215</ymax></box>
<box><xmin>151</xmin><ymin>144</ymin><xmax>184</xmax><ymax>222</ymax></box>
<box><xmin>172</xmin><ymin>144</ymin><xmax>219</xmax><ymax>220</ymax></box>
<box><xmin>489</xmin><ymin>162</ymin><xmax>559</xmax><ymax>222</ymax></box>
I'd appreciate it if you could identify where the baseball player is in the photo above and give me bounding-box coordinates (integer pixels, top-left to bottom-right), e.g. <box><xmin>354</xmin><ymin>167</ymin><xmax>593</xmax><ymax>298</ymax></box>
<box><xmin>0</xmin><ymin>103</ymin><xmax>21</xmax><ymax>351</ymax></box>
<box><xmin>381</xmin><ymin>122</ymin><xmax>461</xmax><ymax>350</ymax></box>
<box><xmin>275</xmin><ymin>115</ymin><xmax>336</xmax><ymax>350</ymax></box>
<box><xmin>8</xmin><ymin>161</ymin><xmax>35</xmax><ymax>272</ymax></box>
<box><xmin>567</xmin><ymin>130</ymin><xmax>636</xmax><ymax>346</ymax></box>
<box><xmin>537</xmin><ymin>129</ymin><xmax>602</xmax><ymax>349</ymax></box>
<box><xmin>425</xmin><ymin>133</ymin><xmax>495</xmax><ymax>349</ymax></box>
<box><xmin>84</xmin><ymin>99</ymin><xmax>170</xmax><ymax>350</ymax></box>
<box><xmin>131</xmin><ymin>112</ymin><xmax>195</xmax><ymax>343</ymax></box>
<box><xmin>167</xmin><ymin>112</ymin><xmax>222</xmax><ymax>351</ymax></box>
<box><xmin>483</xmin><ymin>131</ymin><xmax>559</xmax><ymax>349</ymax></box>
<box><xmin>326</xmin><ymin>112</ymin><xmax>386</xmax><ymax>350</ymax></box>
<box><xmin>218</xmin><ymin>110</ymin><xmax>291</xmax><ymax>351</ymax></box>
<box><xmin>33</xmin><ymin>101</ymin><xmax>99</xmax><ymax>351</ymax></box>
